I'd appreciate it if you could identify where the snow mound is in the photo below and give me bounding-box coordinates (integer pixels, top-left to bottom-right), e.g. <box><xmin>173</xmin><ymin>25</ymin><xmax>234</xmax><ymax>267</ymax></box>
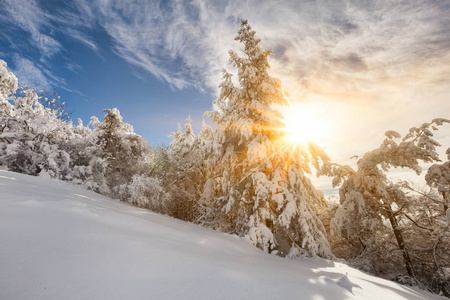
<box><xmin>319</xmin><ymin>273</ymin><xmax>360</xmax><ymax>294</ymax></box>
<box><xmin>0</xmin><ymin>170</ymin><xmax>444</xmax><ymax>299</ymax></box>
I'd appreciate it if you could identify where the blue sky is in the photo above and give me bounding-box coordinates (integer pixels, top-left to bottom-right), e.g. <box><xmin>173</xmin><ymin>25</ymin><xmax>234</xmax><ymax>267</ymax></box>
<box><xmin>1</xmin><ymin>0</ymin><xmax>449</xmax><ymax>188</ymax></box>
<box><xmin>0</xmin><ymin>0</ymin><xmax>216</xmax><ymax>145</ymax></box>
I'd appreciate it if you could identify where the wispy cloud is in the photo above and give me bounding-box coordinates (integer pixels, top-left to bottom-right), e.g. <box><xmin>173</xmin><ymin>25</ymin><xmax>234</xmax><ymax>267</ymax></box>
<box><xmin>49</xmin><ymin>0</ymin><xmax>449</xmax><ymax>99</ymax></box>
<box><xmin>12</xmin><ymin>55</ymin><xmax>52</xmax><ymax>90</ymax></box>
<box><xmin>1</xmin><ymin>0</ymin><xmax>62</xmax><ymax>57</ymax></box>
<box><xmin>2</xmin><ymin>0</ymin><xmax>449</xmax><ymax>96</ymax></box>
<box><xmin>11</xmin><ymin>55</ymin><xmax>89</xmax><ymax>101</ymax></box>
<box><xmin>0</xmin><ymin>0</ymin><xmax>100</xmax><ymax>94</ymax></box>
<box><xmin>66</xmin><ymin>62</ymin><xmax>82</xmax><ymax>74</ymax></box>
<box><xmin>1</xmin><ymin>0</ymin><xmax>449</xmax><ymax>167</ymax></box>
<box><xmin>0</xmin><ymin>0</ymin><xmax>101</xmax><ymax>59</ymax></box>
<box><xmin>65</xmin><ymin>29</ymin><xmax>99</xmax><ymax>54</ymax></box>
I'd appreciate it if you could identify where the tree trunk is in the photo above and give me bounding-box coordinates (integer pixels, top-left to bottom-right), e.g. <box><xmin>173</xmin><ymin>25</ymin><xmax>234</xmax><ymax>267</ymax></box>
<box><xmin>387</xmin><ymin>209</ymin><xmax>415</xmax><ymax>277</ymax></box>
<box><xmin>443</xmin><ymin>191</ymin><xmax>448</xmax><ymax>213</ymax></box>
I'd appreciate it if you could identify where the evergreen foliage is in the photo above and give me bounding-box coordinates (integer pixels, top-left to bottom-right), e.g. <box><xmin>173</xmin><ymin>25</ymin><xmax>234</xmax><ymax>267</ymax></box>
<box><xmin>203</xmin><ymin>20</ymin><xmax>331</xmax><ymax>257</ymax></box>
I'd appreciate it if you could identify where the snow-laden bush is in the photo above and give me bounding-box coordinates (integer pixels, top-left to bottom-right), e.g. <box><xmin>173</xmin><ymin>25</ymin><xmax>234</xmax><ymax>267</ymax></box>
<box><xmin>0</xmin><ymin>61</ymin><xmax>73</xmax><ymax>177</ymax></box>
<box><xmin>431</xmin><ymin>268</ymin><xmax>450</xmax><ymax>297</ymax></box>
<box><xmin>392</xmin><ymin>274</ymin><xmax>419</xmax><ymax>287</ymax></box>
<box><xmin>164</xmin><ymin>117</ymin><xmax>214</xmax><ymax>222</ymax></box>
<box><xmin>117</xmin><ymin>174</ymin><xmax>170</xmax><ymax>213</ymax></box>
<box><xmin>426</xmin><ymin>147</ymin><xmax>450</xmax><ymax>227</ymax></box>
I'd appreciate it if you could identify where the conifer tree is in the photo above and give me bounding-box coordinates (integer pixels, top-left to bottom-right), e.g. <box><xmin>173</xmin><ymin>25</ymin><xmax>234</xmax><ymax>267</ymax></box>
<box><xmin>72</xmin><ymin>108</ymin><xmax>149</xmax><ymax>195</ymax></box>
<box><xmin>204</xmin><ymin>20</ymin><xmax>331</xmax><ymax>257</ymax></box>
<box><xmin>96</xmin><ymin>108</ymin><xmax>149</xmax><ymax>193</ymax></box>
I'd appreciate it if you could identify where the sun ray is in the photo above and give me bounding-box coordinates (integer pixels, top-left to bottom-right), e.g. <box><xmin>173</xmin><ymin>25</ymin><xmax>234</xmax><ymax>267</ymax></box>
<box><xmin>281</xmin><ymin>102</ymin><xmax>332</xmax><ymax>146</ymax></box>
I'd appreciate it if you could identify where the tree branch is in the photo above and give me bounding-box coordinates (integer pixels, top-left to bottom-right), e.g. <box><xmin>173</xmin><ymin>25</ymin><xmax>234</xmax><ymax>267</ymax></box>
<box><xmin>433</xmin><ymin>237</ymin><xmax>441</xmax><ymax>269</ymax></box>
<box><xmin>403</xmin><ymin>214</ymin><xmax>434</xmax><ymax>232</ymax></box>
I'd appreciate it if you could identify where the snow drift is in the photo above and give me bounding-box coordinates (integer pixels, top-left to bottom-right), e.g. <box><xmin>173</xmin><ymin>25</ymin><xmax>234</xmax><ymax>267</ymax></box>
<box><xmin>0</xmin><ymin>170</ymin><xmax>444</xmax><ymax>299</ymax></box>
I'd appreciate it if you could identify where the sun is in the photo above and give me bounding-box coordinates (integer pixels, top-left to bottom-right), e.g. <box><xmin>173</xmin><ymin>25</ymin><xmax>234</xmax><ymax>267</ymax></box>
<box><xmin>281</xmin><ymin>102</ymin><xmax>331</xmax><ymax>146</ymax></box>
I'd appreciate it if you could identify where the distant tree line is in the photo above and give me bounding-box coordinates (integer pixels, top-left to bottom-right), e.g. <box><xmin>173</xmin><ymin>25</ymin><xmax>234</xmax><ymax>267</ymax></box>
<box><xmin>0</xmin><ymin>21</ymin><xmax>448</xmax><ymax>297</ymax></box>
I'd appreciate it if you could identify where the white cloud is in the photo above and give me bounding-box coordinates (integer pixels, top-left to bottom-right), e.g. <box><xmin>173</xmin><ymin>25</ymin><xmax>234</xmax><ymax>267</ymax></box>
<box><xmin>12</xmin><ymin>55</ymin><xmax>51</xmax><ymax>90</ymax></box>
<box><xmin>0</xmin><ymin>0</ymin><xmax>102</xmax><ymax>59</ymax></box>
<box><xmin>66</xmin><ymin>62</ymin><xmax>82</xmax><ymax>74</ymax></box>
<box><xmin>3</xmin><ymin>0</ymin><xmax>449</xmax><ymax>99</ymax></box>
<box><xmin>66</xmin><ymin>29</ymin><xmax>99</xmax><ymax>54</ymax></box>
<box><xmin>50</xmin><ymin>0</ymin><xmax>449</xmax><ymax>100</ymax></box>
<box><xmin>11</xmin><ymin>55</ymin><xmax>89</xmax><ymax>100</ymax></box>
<box><xmin>1</xmin><ymin>0</ymin><xmax>62</xmax><ymax>57</ymax></box>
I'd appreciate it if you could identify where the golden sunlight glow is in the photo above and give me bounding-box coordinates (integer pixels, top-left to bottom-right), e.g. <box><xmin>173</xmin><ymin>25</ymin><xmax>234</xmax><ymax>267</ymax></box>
<box><xmin>281</xmin><ymin>102</ymin><xmax>332</xmax><ymax>146</ymax></box>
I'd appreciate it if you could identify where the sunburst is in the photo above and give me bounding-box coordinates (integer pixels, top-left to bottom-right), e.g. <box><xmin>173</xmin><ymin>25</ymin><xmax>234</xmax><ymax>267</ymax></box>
<box><xmin>281</xmin><ymin>102</ymin><xmax>332</xmax><ymax>146</ymax></box>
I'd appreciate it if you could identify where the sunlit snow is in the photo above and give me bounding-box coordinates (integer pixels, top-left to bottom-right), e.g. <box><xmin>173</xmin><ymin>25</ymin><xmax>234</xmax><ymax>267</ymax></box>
<box><xmin>0</xmin><ymin>170</ymin><xmax>444</xmax><ymax>300</ymax></box>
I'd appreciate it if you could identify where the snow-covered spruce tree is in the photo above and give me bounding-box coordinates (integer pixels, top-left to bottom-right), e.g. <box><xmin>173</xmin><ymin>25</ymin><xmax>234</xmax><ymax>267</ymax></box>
<box><xmin>66</xmin><ymin>110</ymin><xmax>170</xmax><ymax>212</ymax></box>
<box><xmin>69</xmin><ymin>116</ymin><xmax>110</xmax><ymax>194</ymax></box>
<box><xmin>95</xmin><ymin>108</ymin><xmax>141</xmax><ymax>192</ymax></box>
<box><xmin>94</xmin><ymin>108</ymin><xmax>151</xmax><ymax>195</ymax></box>
<box><xmin>204</xmin><ymin>20</ymin><xmax>331</xmax><ymax>257</ymax></box>
<box><xmin>328</xmin><ymin>119</ymin><xmax>449</xmax><ymax>278</ymax></box>
<box><xmin>72</xmin><ymin>108</ymin><xmax>150</xmax><ymax>197</ymax></box>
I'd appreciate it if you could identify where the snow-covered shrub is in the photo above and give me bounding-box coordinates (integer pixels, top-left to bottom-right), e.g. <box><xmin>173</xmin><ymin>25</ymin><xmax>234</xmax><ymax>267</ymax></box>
<box><xmin>426</xmin><ymin>147</ymin><xmax>450</xmax><ymax>226</ymax></box>
<box><xmin>165</xmin><ymin>117</ymin><xmax>213</xmax><ymax>221</ymax></box>
<box><xmin>396</xmin><ymin>184</ymin><xmax>450</xmax><ymax>286</ymax></box>
<box><xmin>2</xmin><ymin>139</ymin><xmax>44</xmax><ymax>175</ymax></box>
<box><xmin>0</xmin><ymin>60</ymin><xmax>73</xmax><ymax>177</ymax></box>
<box><xmin>431</xmin><ymin>268</ymin><xmax>450</xmax><ymax>297</ymax></box>
<box><xmin>392</xmin><ymin>274</ymin><xmax>419</xmax><ymax>287</ymax></box>
<box><xmin>117</xmin><ymin>174</ymin><xmax>170</xmax><ymax>213</ymax></box>
<box><xmin>72</xmin><ymin>156</ymin><xmax>110</xmax><ymax>196</ymax></box>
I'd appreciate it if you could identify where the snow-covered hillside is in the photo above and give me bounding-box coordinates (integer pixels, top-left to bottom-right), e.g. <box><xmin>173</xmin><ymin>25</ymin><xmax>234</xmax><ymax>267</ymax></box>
<box><xmin>0</xmin><ymin>170</ymin><xmax>444</xmax><ymax>300</ymax></box>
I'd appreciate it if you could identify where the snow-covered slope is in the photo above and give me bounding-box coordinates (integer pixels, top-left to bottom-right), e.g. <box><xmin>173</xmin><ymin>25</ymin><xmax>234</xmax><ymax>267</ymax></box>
<box><xmin>0</xmin><ymin>170</ymin><xmax>443</xmax><ymax>300</ymax></box>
